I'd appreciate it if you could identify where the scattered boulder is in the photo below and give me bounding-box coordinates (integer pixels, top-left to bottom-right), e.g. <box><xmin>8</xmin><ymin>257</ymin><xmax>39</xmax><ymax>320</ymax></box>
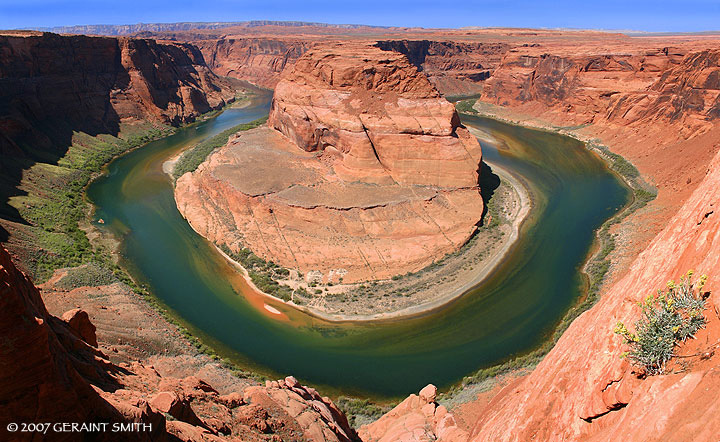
<box><xmin>62</xmin><ymin>308</ymin><xmax>98</xmax><ymax>347</ymax></box>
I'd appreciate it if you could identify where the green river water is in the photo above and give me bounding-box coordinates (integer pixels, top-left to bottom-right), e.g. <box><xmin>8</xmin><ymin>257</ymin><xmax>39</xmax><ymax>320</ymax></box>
<box><xmin>87</xmin><ymin>94</ymin><xmax>630</xmax><ymax>399</ymax></box>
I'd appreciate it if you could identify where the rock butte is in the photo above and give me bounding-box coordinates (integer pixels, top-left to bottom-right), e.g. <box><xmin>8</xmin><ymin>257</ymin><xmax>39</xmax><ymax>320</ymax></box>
<box><xmin>176</xmin><ymin>42</ymin><xmax>483</xmax><ymax>283</ymax></box>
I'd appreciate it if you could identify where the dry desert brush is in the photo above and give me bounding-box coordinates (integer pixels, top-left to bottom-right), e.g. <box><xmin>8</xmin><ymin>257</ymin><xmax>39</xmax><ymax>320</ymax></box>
<box><xmin>615</xmin><ymin>271</ymin><xmax>708</xmax><ymax>375</ymax></box>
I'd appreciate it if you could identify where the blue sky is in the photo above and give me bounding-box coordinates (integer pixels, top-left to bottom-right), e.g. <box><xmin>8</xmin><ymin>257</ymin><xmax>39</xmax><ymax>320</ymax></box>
<box><xmin>1</xmin><ymin>0</ymin><xmax>718</xmax><ymax>32</ymax></box>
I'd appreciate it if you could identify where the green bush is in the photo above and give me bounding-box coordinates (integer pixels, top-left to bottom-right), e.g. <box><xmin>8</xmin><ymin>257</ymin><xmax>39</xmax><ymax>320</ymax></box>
<box><xmin>335</xmin><ymin>397</ymin><xmax>394</xmax><ymax>427</ymax></box>
<box><xmin>615</xmin><ymin>271</ymin><xmax>708</xmax><ymax>375</ymax></box>
<box><xmin>56</xmin><ymin>262</ymin><xmax>118</xmax><ymax>289</ymax></box>
<box><xmin>218</xmin><ymin>242</ymin><xmax>298</xmax><ymax>302</ymax></box>
<box><xmin>12</xmin><ymin>124</ymin><xmax>174</xmax><ymax>282</ymax></box>
<box><xmin>173</xmin><ymin>117</ymin><xmax>267</xmax><ymax>179</ymax></box>
<box><xmin>455</xmin><ymin>99</ymin><xmax>479</xmax><ymax>115</ymax></box>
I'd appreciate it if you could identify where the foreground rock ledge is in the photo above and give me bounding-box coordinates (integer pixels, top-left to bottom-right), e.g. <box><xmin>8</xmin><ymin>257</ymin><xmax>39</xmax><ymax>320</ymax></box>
<box><xmin>175</xmin><ymin>42</ymin><xmax>483</xmax><ymax>284</ymax></box>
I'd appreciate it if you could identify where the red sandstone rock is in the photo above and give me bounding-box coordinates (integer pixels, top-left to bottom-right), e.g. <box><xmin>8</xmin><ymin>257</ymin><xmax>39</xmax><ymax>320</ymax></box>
<box><xmin>467</xmin><ymin>129</ymin><xmax>720</xmax><ymax>441</ymax></box>
<box><xmin>268</xmin><ymin>42</ymin><xmax>482</xmax><ymax>187</ymax></box>
<box><xmin>359</xmin><ymin>384</ymin><xmax>468</xmax><ymax>442</ymax></box>
<box><xmin>176</xmin><ymin>42</ymin><xmax>483</xmax><ymax>284</ymax></box>
<box><xmin>62</xmin><ymin>308</ymin><xmax>98</xmax><ymax>347</ymax></box>
<box><xmin>0</xmin><ymin>32</ymin><xmax>235</xmax><ymax>159</ymax></box>
<box><xmin>195</xmin><ymin>37</ymin><xmax>312</xmax><ymax>89</ymax></box>
<box><xmin>418</xmin><ymin>384</ymin><xmax>437</xmax><ymax>403</ymax></box>
<box><xmin>243</xmin><ymin>379</ymin><xmax>357</xmax><ymax>442</ymax></box>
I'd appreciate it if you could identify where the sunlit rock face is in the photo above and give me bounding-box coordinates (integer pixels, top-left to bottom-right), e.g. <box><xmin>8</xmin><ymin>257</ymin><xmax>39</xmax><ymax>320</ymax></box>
<box><xmin>176</xmin><ymin>42</ymin><xmax>484</xmax><ymax>283</ymax></box>
<box><xmin>268</xmin><ymin>42</ymin><xmax>483</xmax><ymax>188</ymax></box>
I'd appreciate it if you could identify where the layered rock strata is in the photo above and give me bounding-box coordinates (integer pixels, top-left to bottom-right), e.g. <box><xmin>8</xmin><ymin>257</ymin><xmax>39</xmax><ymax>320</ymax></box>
<box><xmin>195</xmin><ymin>37</ymin><xmax>312</xmax><ymax>89</ymax></box>
<box><xmin>0</xmin><ymin>245</ymin><xmax>358</xmax><ymax>442</ymax></box>
<box><xmin>176</xmin><ymin>43</ymin><xmax>483</xmax><ymax>283</ymax></box>
<box><xmin>0</xmin><ymin>31</ymin><xmax>235</xmax><ymax>158</ymax></box>
<box><xmin>468</xmin><ymin>124</ymin><xmax>720</xmax><ymax>442</ymax></box>
<box><xmin>375</xmin><ymin>40</ymin><xmax>510</xmax><ymax>96</ymax></box>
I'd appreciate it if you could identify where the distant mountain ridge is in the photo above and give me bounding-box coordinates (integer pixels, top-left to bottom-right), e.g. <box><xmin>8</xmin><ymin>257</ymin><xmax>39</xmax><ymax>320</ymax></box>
<box><xmin>30</xmin><ymin>20</ymin><xmax>390</xmax><ymax>36</ymax></box>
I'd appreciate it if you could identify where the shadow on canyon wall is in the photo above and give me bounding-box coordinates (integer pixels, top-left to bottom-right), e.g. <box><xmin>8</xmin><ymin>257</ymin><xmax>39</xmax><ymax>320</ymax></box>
<box><xmin>0</xmin><ymin>33</ymin><xmax>223</xmax><ymax>236</ymax></box>
<box><xmin>478</xmin><ymin>161</ymin><xmax>501</xmax><ymax>226</ymax></box>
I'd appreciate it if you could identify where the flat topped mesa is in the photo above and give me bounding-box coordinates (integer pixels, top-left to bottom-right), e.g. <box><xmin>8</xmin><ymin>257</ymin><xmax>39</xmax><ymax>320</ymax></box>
<box><xmin>268</xmin><ymin>42</ymin><xmax>482</xmax><ymax>188</ymax></box>
<box><xmin>175</xmin><ymin>42</ymin><xmax>484</xmax><ymax>285</ymax></box>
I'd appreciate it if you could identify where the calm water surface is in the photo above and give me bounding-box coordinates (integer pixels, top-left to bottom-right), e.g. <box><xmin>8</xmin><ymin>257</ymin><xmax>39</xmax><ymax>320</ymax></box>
<box><xmin>87</xmin><ymin>95</ymin><xmax>629</xmax><ymax>398</ymax></box>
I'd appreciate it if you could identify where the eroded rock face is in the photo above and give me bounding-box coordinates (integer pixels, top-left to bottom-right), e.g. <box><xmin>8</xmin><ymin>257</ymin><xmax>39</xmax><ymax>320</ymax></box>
<box><xmin>268</xmin><ymin>43</ymin><xmax>482</xmax><ymax>187</ymax></box>
<box><xmin>195</xmin><ymin>37</ymin><xmax>311</xmax><ymax>89</ymax></box>
<box><xmin>0</xmin><ymin>31</ymin><xmax>235</xmax><ymax>157</ymax></box>
<box><xmin>375</xmin><ymin>40</ymin><xmax>509</xmax><ymax>96</ymax></box>
<box><xmin>468</xmin><ymin>134</ymin><xmax>720</xmax><ymax>441</ymax></box>
<box><xmin>176</xmin><ymin>43</ymin><xmax>483</xmax><ymax>283</ymax></box>
<box><xmin>608</xmin><ymin>49</ymin><xmax>720</xmax><ymax>133</ymax></box>
<box><xmin>0</xmin><ymin>245</ymin><xmax>358</xmax><ymax>442</ymax></box>
<box><xmin>482</xmin><ymin>46</ymin><xmax>686</xmax><ymax>125</ymax></box>
<box><xmin>359</xmin><ymin>384</ymin><xmax>468</xmax><ymax>442</ymax></box>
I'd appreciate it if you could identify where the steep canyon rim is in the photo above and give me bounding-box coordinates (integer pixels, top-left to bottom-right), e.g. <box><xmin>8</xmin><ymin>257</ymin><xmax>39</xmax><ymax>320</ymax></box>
<box><xmin>86</xmin><ymin>91</ymin><xmax>630</xmax><ymax>397</ymax></box>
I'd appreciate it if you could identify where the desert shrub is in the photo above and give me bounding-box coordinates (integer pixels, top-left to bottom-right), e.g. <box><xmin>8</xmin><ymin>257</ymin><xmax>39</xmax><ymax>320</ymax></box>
<box><xmin>455</xmin><ymin>99</ymin><xmax>479</xmax><ymax>115</ymax></box>
<box><xmin>56</xmin><ymin>262</ymin><xmax>118</xmax><ymax>289</ymax></box>
<box><xmin>615</xmin><ymin>271</ymin><xmax>708</xmax><ymax>375</ymax></box>
<box><xmin>335</xmin><ymin>397</ymin><xmax>394</xmax><ymax>428</ymax></box>
<box><xmin>247</xmin><ymin>270</ymin><xmax>293</xmax><ymax>302</ymax></box>
<box><xmin>219</xmin><ymin>242</ymin><xmax>297</xmax><ymax>301</ymax></box>
<box><xmin>173</xmin><ymin>117</ymin><xmax>267</xmax><ymax>179</ymax></box>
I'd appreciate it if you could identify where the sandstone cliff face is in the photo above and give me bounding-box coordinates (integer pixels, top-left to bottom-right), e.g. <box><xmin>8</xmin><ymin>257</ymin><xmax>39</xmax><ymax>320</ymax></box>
<box><xmin>268</xmin><ymin>43</ymin><xmax>482</xmax><ymax>187</ymax></box>
<box><xmin>375</xmin><ymin>40</ymin><xmax>510</xmax><ymax>96</ymax></box>
<box><xmin>482</xmin><ymin>46</ymin><xmax>686</xmax><ymax>124</ymax></box>
<box><xmin>0</xmin><ymin>245</ymin><xmax>358</xmax><ymax>442</ymax></box>
<box><xmin>480</xmin><ymin>43</ymin><xmax>720</xmax><ymax>146</ymax></box>
<box><xmin>176</xmin><ymin>43</ymin><xmax>483</xmax><ymax>284</ymax></box>
<box><xmin>195</xmin><ymin>37</ymin><xmax>311</xmax><ymax>89</ymax></box>
<box><xmin>468</xmin><ymin>130</ymin><xmax>720</xmax><ymax>442</ymax></box>
<box><xmin>0</xmin><ymin>31</ymin><xmax>234</xmax><ymax>158</ymax></box>
<box><xmin>606</xmin><ymin>48</ymin><xmax>720</xmax><ymax>137</ymax></box>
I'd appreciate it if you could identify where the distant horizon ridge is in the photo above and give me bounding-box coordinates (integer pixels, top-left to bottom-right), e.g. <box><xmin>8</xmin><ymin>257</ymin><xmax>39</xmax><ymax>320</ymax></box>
<box><xmin>27</xmin><ymin>20</ymin><xmax>393</xmax><ymax>36</ymax></box>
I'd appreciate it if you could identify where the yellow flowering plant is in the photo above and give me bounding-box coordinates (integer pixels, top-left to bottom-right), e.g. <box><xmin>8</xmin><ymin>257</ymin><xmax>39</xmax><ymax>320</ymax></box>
<box><xmin>614</xmin><ymin>271</ymin><xmax>708</xmax><ymax>375</ymax></box>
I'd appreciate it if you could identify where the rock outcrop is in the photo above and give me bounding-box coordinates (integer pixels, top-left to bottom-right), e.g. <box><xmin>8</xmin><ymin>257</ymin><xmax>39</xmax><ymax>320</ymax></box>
<box><xmin>481</xmin><ymin>44</ymin><xmax>688</xmax><ymax>126</ymax></box>
<box><xmin>468</xmin><ymin>128</ymin><xmax>720</xmax><ymax>442</ymax></box>
<box><xmin>375</xmin><ymin>40</ymin><xmax>510</xmax><ymax>96</ymax></box>
<box><xmin>268</xmin><ymin>43</ymin><xmax>482</xmax><ymax>187</ymax></box>
<box><xmin>195</xmin><ymin>37</ymin><xmax>311</xmax><ymax>89</ymax></box>
<box><xmin>359</xmin><ymin>384</ymin><xmax>469</xmax><ymax>442</ymax></box>
<box><xmin>176</xmin><ymin>43</ymin><xmax>483</xmax><ymax>284</ymax></box>
<box><xmin>0</xmin><ymin>245</ymin><xmax>358</xmax><ymax>441</ymax></box>
<box><xmin>607</xmin><ymin>48</ymin><xmax>720</xmax><ymax>136</ymax></box>
<box><xmin>0</xmin><ymin>31</ymin><xmax>235</xmax><ymax>158</ymax></box>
